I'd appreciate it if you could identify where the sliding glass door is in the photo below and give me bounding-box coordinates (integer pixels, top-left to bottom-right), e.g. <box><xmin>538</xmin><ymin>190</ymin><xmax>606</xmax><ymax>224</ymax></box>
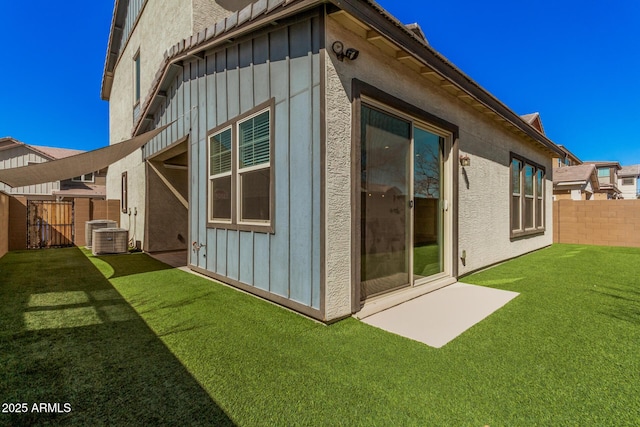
<box><xmin>360</xmin><ymin>106</ymin><xmax>411</xmax><ymax>298</ymax></box>
<box><xmin>360</xmin><ymin>104</ymin><xmax>447</xmax><ymax>301</ymax></box>
<box><xmin>412</xmin><ymin>128</ymin><xmax>444</xmax><ymax>280</ymax></box>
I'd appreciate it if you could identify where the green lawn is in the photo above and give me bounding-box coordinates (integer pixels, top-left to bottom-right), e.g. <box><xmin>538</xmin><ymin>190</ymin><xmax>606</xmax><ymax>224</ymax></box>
<box><xmin>1</xmin><ymin>244</ymin><xmax>639</xmax><ymax>426</ymax></box>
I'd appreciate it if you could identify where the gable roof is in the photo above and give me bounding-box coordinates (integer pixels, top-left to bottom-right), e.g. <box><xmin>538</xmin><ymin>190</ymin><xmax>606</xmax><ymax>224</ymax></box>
<box><xmin>553</xmin><ymin>164</ymin><xmax>597</xmax><ymax>184</ymax></box>
<box><xmin>583</xmin><ymin>161</ymin><xmax>622</xmax><ymax>170</ymax></box>
<box><xmin>405</xmin><ymin>23</ymin><xmax>428</xmax><ymax>44</ymax></box>
<box><xmin>30</xmin><ymin>146</ymin><xmax>84</xmax><ymax>160</ymax></box>
<box><xmin>0</xmin><ymin>137</ymin><xmax>83</xmax><ymax>161</ymax></box>
<box><xmin>556</xmin><ymin>144</ymin><xmax>582</xmax><ymax>164</ymax></box>
<box><xmin>619</xmin><ymin>164</ymin><xmax>640</xmax><ymax>177</ymax></box>
<box><xmin>519</xmin><ymin>112</ymin><xmax>545</xmax><ymax>135</ymax></box>
<box><xmin>0</xmin><ymin>124</ymin><xmax>169</xmax><ymax>188</ymax></box>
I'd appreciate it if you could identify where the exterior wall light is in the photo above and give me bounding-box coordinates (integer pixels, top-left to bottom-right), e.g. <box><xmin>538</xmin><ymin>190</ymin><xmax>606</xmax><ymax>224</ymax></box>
<box><xmin>332</xmin><ymin>41</ymin><xmax>359</xmax><ymax>61</ymax></box>
<box><xmin>459</xmin><ymin>154</ymin><xmax>470</xmax><ymax>167</ymax></box>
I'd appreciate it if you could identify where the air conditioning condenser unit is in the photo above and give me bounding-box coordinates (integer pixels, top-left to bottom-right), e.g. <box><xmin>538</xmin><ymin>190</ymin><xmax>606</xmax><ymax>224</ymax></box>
<box><xmin>92</xmin><ymin>228</ymin><xmax>128</xmax><ymax>255</ymax></box>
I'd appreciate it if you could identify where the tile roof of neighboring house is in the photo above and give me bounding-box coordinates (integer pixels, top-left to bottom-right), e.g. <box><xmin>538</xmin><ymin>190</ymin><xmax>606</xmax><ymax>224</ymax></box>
<box><xmin>30</xmin><ymin>146</ymin><xmax>85</xmax><ymax>160</ymax></box>
<box><xmin>112</xmin><ymin>0</ymin><xmax>563</xmax><ymax>158</ymax></box>
<box><xmin>0</xmin><ymin>137</ymin><xmax>84</xmax><ymax>161</ymax></box>
<box><xmin>553</xmin><ymin>164</ymin><xmax>597</xmax><ymax>184</ymax></box>
<box><xmin>53</xmin><ymin>186</ymin><xmax>107</xmax><ymax>198</ymax></box>
<box><xmin>619</xmin><ymin>164</ymin><xmax>640</xmax><ymax>177</ymax></box>
<box><xmin>519</xmin><ymin>112</ymin><xmax>545</xmax><ymax>135</ymax></box>
<box><xmin>583</xmin><ymin>161</ymin><xmax>622</xmax><ymax>170</ymax></box>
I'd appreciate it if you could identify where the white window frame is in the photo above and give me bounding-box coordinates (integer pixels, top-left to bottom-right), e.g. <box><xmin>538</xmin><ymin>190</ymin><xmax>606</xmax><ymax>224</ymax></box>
<box><xmin>621</xmin><ymin>177</ymin><xmax>634</xmax><ymax>186</ymax></box>
<box><xmin>72</xmin><ymin>173</ymin><xmax>95</xmax><ymax>183</ymax></box>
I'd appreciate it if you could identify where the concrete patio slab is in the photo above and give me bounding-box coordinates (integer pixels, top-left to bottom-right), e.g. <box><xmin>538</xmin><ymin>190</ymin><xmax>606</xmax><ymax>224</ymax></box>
<box><xmin>361</xmin><ymin>282</ymin><xmax>519</xmax><ymax>348</ymax></box>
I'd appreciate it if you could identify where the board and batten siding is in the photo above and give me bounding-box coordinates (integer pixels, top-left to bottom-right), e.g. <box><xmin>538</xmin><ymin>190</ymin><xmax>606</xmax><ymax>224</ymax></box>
<box><xmin>0</xmin><ymin>147</ymin><xmax>60</xmax><ymax>195</ymax></box>
<box><xmin>119</xmin><ymin>0</ymin><xmax>147</xmax><ymax>58</ymax></box>
<box><xmin>142</xmin><ymin>14</ymin><xmax>322</xmax><ymax>312</ymax></box>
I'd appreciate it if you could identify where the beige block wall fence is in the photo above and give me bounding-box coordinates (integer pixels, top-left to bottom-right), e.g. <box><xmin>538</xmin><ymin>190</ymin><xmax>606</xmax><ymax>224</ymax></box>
<box><xmin>1</xmin><ymin>196</ymin><xmax>120</xmax><ymax>251</ymax></box>
<box><xmin>553</xmin><ymin>199</ymin><xmax>640</xmax><ymax>247</ymax></box>
<box><xmin>0</xmin><ymin>192</ymin><xmax>8</xmax><ymax>258</ymax></box>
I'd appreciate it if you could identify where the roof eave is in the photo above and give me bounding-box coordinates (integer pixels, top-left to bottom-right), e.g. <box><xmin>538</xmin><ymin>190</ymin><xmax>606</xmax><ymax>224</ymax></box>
<box><xmin>133</xmin><ymin>0</ymin><xmax>323</xmax><ymax>136</ymax></box>
<box><xmin>555</xmin><ymin>180</ymin><xmax>588</xmax><ymax>186</ymax></box>
<box><xmin>329</xmin><ymin>0</ymin><xmax>564</xmax><ymax>157</ymax></box>
<box><xmin>101</xmin><ymin>0</ymin><xmax>128</xmax><ymax>101</ymax></box>
<box><xmin>131</xmin><ymin>0</ymin><xmax>563</xmax><ymax>159</ymax></box>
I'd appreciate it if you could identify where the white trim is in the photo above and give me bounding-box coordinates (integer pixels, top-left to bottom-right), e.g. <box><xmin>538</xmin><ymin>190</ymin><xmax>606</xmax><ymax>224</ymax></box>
<box><xmin>71</xmin><ymin>173</ymin><xmax>95</xmax><ymax>183</ymax></box>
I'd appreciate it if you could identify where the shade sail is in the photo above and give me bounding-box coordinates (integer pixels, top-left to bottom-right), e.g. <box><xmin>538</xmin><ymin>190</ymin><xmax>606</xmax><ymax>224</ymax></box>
<box><xmin>0</xmin><ymin>124</ymin><xmax>171</xmax><ymax>188</ymax></box>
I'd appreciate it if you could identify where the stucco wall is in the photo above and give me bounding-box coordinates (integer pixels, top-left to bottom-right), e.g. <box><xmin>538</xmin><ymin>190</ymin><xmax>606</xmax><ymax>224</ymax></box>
<box><xmin>619</xmin><ymin>178</ymin><xmax>638</xmax><ymax>200</ymax></box>
<box><xmin>107</xmin><ymin>151</ymin><xmax>146</xmax><ymax>248</ymax></box>
<box><xmin>192</xmin><ymin>0</ymin><xmax>250</xmax><ymax>34</ymax></box>
<box><xmin>325</xmin><ymin>15</ymin><xmax>553</xmax><ymax>303</ymax></box>
<box><xmin>106</xmin><ymin>1</ymin><xmax>244</xmax><ymax>251</ymax></box>
<box><xmin>107</xmin><ymin>0</ymin><xmax>192</xmax><ymax>249</ymax></box>
<box><xmin>324</xmin><ymin>50</ymin><xmax>353</xmax><ymax>320</ymax></box>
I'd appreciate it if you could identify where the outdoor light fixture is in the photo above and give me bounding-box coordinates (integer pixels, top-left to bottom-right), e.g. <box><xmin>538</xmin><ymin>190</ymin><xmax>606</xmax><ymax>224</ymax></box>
<box><xmin>332</xmin><ymin>41</ymin><xmax>360</xmax><ymax>61</ymax></box>
<box><xmin>459</xmin><ymin>154</ymin><xmax>471</xmax><ymax>167</ymax></box>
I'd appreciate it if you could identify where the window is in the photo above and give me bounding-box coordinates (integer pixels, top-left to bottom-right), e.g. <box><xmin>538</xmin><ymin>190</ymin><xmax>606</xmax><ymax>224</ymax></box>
<box><xmin>622</xmin><ymin>177</ymin><xmax>634</xmax><ymax>186</ymax></box>
<box><xmin>238</xmin><ymin>110</ymin><xmax>270</xmax><ymax>223</ymax></box>
<box><xmin>511</xmin><ymin>153</ymin><xmax>545</xmax><ymax>237</ymax></box>
<box><xmin>207</xmin><ymin>102</ymin><xmax>273</xmax><ymax>231</ymax></box>
<box><xmin>121</xmin><ymin>172</ymin><xmax>128</xmax><ymax>213</ymax></box>
<box><xmin>72</xmin><ymin>173</ymin><xmax>95</xmax><ymax>183</ymax></box>
<box><xmin>209</xmin><ymin>128</ymin><xmax>232</xmax><ymax>221</ymax></box>
<box><xmin>133</xmin><ymin>51</ymin><xmax>141</xmax><ymax>105</ymax></box>
<box><xmin>597</xmin><ymin>167</ymin><xmax>612</xmax><ymax>185</ymax></box>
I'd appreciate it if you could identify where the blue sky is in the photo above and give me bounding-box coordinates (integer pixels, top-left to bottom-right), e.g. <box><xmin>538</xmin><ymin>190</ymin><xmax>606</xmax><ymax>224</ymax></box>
<box><xmin>1</xmin><ymin>1</ymin><xmax>639</xmax><ymax>165</ymax></box>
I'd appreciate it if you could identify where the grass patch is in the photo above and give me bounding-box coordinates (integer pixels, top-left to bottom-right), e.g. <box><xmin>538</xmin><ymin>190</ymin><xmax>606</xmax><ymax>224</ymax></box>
<box><xmin>0</xmin><ymin>248</ymin><xmax>232</xmax><ymax>426</ymax></box>
<box><xmin>2</xmin><ymin>244</ymin><xmax>639</xmax><ymax>425</ymax></box>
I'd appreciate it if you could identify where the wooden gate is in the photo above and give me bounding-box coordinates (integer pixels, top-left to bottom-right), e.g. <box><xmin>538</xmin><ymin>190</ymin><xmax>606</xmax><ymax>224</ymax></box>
<box><xmin>27</xmin><ymin>200</ymin><xmax>74</xmax><ymax>249</ymax></box>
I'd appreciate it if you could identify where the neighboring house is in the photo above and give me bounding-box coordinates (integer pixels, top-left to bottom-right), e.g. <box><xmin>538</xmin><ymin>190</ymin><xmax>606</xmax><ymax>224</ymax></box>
<box><xmin>583</xmin><ymin>161</ymin><xmax>622</xmax><ymax>199</ymax></box>
<box><xmin>101</xmin><ymin>0</ymin><xmax>563</xmax><ymax>322</ymax></box>
<box><xmin>618</xmin><ymin>164</ymin><xmax>640</xmax><ymax>199</ymax></box>
<box><xmin>520</xmin><ymin>112</ymin><xmax>545</xmax><ymax>135</ymax></box>
<box><xmin>553</xmin><ymin>144</ymin><xmax>582</xmax><ymax>168</ymax></box>
<box><xmin>0</xmin><ymin>137</ymin><xmax>107</xmax><ymax>200</ymax></box>
<box><xmin>552</xmin><ymin>164</ymin><xmax>599</xmax><ymax>200</ymax></box>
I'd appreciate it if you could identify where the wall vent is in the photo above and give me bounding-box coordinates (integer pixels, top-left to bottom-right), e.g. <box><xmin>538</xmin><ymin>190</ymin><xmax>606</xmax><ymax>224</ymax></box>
<box><xmin>92</xmin><ymin>228</ymin><xmax>128</xmax><ymax>255</ymax></box>
<box><xmin>85</xmin><ymin>220</ymin><xmax>117</xmax><ymax>247</ymax></box>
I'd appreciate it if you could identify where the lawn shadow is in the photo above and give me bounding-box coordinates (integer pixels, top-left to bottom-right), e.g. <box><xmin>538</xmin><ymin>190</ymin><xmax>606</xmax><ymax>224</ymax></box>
<box><xmin>0</xmin><ymin>248</ymin><xmax>234</xmax><ymax>427</ymax></box>
<box><xmin>592</xmin><ymin>284</ymin><xmax>640</xmax><ymax>325</ymax></box>
<box><xmin>88</xmin><ymin>251</ymin><xmax>173</xmax><ymax>279</ymax></box>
